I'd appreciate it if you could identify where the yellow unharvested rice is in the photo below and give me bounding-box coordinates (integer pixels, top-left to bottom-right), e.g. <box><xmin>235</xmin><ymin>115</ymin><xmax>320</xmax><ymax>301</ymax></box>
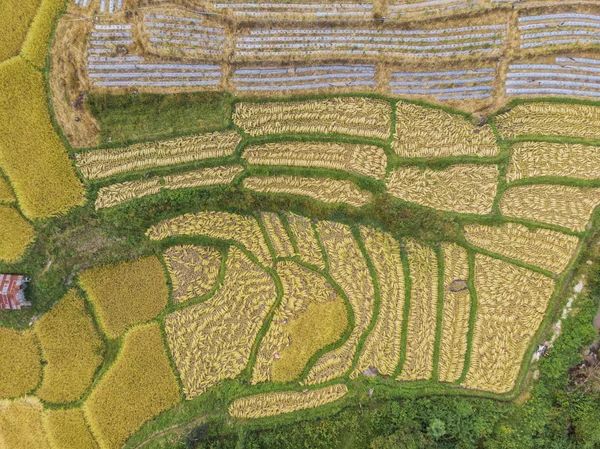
<box><xmin>163</xmin><ymin>245</ymin><xmax>222</xmax><ymax>303</ymax></box>
<box><xmin>464</xmin><ymin>222</ymin><xmax>579</xmax><ymax>274</ymax></box>
<box><xmin>34</xmin><ymin>290</ymin><xmax>104</xmax><ymax>404</ymax></box>
<box><xmin>387</xmin><ymin>165</ymin><xmax>498</xmax><ymax>215</ymax></box>
<box><xmin>233</xmin><ymin>98</ymin><xmax>392</xmax><ymax>139</ymax></box>
<box><xmin>286</xmin><ymin>212</ymin><xmax>325</xmax><ymax>269</ymax></box>
<box><xmin>353</xmin><ymin>227</ymin><xmax>405</xmax><ymax>378</ymax></box>
<box><xmin>243</xmin><ymin>175</ymin><xmax>373</xmax><ymax>208</ymax></box>
<box><xmin>0</xmin><ymin>176</ymin><xmax>15</xmax><ymax>202</ymax></box>
<box><xmin>0</xmin><ymin>0</ymin><xmax>41</xmax><ymax>62</ymax></box>
<box><xmin>495</xmin><ymin>102</ymin><xmax>600</xmax><ymax>140</ymax></box>
<box><xmin>0</xmin><ymin>204</ymin><xmax>35</xmax><ymax>262</ymax></box>
<box><xmin>21</xmin><ymin>0</ymin><xmax>66</xmax><ymax>68</ymax></box>
<box><xmin>398</xmin><ymin>240</ymin><xmax>438</xmax><ymax>381</ymax></box>
<box><xmin>0</xmin><ymin>397</ymin><xmax>50</xmax><ymax>449</ymax></box>
<box><xmin>0</xmin><ymin>328</ymin><xmax>41</xmax><ymax>399</ymax></box>
<box><xmin>242</xmin><ymin>141</ymin><xmax>387</xmax><ymax>180</ymax></box>
<box><xmin>44</xmin><ymin>408</ymin><xmax>100</xmax><ymax>449</ymax></box>
<box><xmin>304</xmin><ymin>221</ymin><xmax>374</xmax><ymax>385</ymax></box>
<box><xmin>506</xmin><ymin>142</ymin><xmax>600</xmax><ymax>182</ymax></box>
<box><xmin>77</xmin><ymin>131</ymin><xmax>242</xmax><ymax>180</ymax></box>
<box><xmin>253</xmin><ymin>261</ymin><xmax>347</xmax><ymax>384</ymax></box>
<box><xmin>84</xmin><ymin>323</ymin><xmax>181</xmax><ymax>449</ymax></box>
<box><xmin>499</xmin><ymin>185</ymin><xmax>600</xmax><ymax>232</ymax></box>
<box><xmin>229</xmin><ymin>384</ymin><xmax>348</xmax><ymax>419</ymax></box>
<box><xmin>437</xmin><ymin>243</ymin><xmax>470</xmax><ymax>383</ymax></box>
<box><xmin>164</xmin><ymin>247</ymin><xmax>277</xmax><ymax>399</ymax></box>
<box><xmin>261</xmin><ymin>212</ymin><xmax>295</xmax><ymax>258</ymax></box>
<box><xmin>147</xmin><ymin>210</ymin><xmax>273</xmax><ymax>267</ymax></box>
<box><xmin>463</xmin><ymin>255</ymin><xmax>554</xmax><ymax>394</ymax></box>
<box><xmin>95</xmin><ymin>178</ymin><xmax>162</xmax><ymax>210</ymax></box>
<box><xmin>0</xmin><ymin>57</ymin><xmax>84</xmax><ymax>218</ymax></box>
<box><xmin>78</xmin><ymin>256</ymin><xmax>169</xmax><ymax>338</ymax></box>
<box><xmin>163</xmin><ymin>165</ymin><xmax>243</xmax><ymax>190</ymax></box>
<box><xmin>393</xmin><ymin>102</ymin><xmax>498</xmax><ymax>158</ymax></box>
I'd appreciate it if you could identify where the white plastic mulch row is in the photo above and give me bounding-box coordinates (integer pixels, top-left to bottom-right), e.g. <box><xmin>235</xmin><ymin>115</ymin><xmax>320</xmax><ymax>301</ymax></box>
<box><xmin>213</xmin><ymin>2</ymin><xmax>373</xmax><ymax>18</ymax></box>
<box><xmin>505</xmin><ymin>56</ymin><xmax>600</xmax><ymax>99</ymax></box>
<box><xmin>518</xmin><ymin>13</ymin><xmax>600</xmax><ymax>49</ymax></box>
<box><xmin>233</xmin><ymin>64</ymin><xmax>376</xmax><ymax>92</ymax></box>
<box><xmin>388</xmin><ymin>0</ymin><xmax>476</xmax><ymax>17</ymax></box>
<box><xmin>73</xmin><ymin>0</ymin><xmax>124</xmax><ymax>13</ymax></box>
<box><xmin>86</xmin><ymin>56</ymin><xmax>223</xmax><ymax>88</ymax></box>
<box><xmin>144</xmin><ymin>15</ymin><xmax>226</xmax><ymax>54</ymax></box>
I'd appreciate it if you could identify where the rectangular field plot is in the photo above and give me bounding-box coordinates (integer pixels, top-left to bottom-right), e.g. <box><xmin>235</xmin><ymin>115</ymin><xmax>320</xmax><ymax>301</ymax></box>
<box><xmin>518</xmin><ymin>13</ymin><xmax>600</xmax><ymax>51</ymax></box>
<box><xmin>88</xmin><ymin>23</ymin><xmax>134</xmax><ymax>56</ymax></box>
<box><xmin>506</xmin><ymin>141</ymin><xmax>600</xmax><ymax>182</ymax></box>
<box><xmin>233</xmin><ymin>23</ymin><xmax>506</xmax><ymax>60</ymax></box>
<box><xmin>463</xmin><ymin>255</ymin><xmax>553</xmax><ymax>394</ymax></box>
<box><xmin>232</xmin><ymin>64</ymin><xmax>376</xmax><ymax>94</ymax></box>
<box><xmin>213</xmin><ymin>1</ymin><xmax>374</xmax><ymax>20</ymax></box>
<box><xmin>233</xmin><ymin>97</ymin><xmax>392</xmax><ymax>139</ymax></box>
<box><xmin>506</xmin><ymin>57</ymin><xmax>600</xmax><ymax>99</ymax></box>
<box><xmin>143</xmin><ymin>12</ymin><xmax>226</xmax><ymax>59</ymax></box>
<box><xmin>389</xmin><ymin>66</ymin><xmax>495</xmax><ymax>101</ymax></box>
<box><xmin>242</xmin><ymin>141</ymin><xmax>387</xmax><ymax>179</ymax></box>
<box><xmin>387</xmin><ymin>0</ymin><xmax>477</xmax><ymax>19</ymax></box>
<box><xmin>73</xmin><ymin>0</ymin><xmax>124</xmax><ymax>14</ymax></box>
<box><xmin>495</xmin><ymin>102</ymin><xmax>600</xmax><ymax>140</ymax></box>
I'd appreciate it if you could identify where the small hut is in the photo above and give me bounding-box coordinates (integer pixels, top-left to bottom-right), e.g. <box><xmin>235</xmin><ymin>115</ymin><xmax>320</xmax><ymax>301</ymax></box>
<box><xmin>0</xmin><ymin>274</ymin><xmax>30</xmax><ymax>310</ymax></box>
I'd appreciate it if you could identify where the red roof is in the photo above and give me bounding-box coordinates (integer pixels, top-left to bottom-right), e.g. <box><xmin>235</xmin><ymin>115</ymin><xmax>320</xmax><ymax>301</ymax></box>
<box><xmin>0</xmin><ymin>275</ymin><xmax>29</xmax><ymax>310</ymax></box>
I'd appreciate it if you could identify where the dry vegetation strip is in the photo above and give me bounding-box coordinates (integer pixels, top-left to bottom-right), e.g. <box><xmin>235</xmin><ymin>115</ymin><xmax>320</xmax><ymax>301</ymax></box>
<box><xmin>387</xmin><ymin>165</ymin><xmax>498</xmax><ymax>215</ymax></box>
<box><xmin>0</xmin><ymin>57</ymin><xmax>84</xmax><ymax>218</ymax></box>
<box><xmin>495</xmin><ymin>102</ymin><xmax>600</xmax><ymax>140</ymax></box>
<box><xmin>261</xmin><ymin>212</ymin><xmax>295</xmax><ymax>258</ymax></box>
<box><xmin>253</xmin><ymin>261</ymin><xmax>347</xmax><ymax>384</ymax></box>
<box><xmin>44</xmin><ymin>408</ymin><xmax>100</xmax><ymax>449</ymax></box>
<box><xmin>463</xmin><ymin>255</ymin><xmax>554</xmax><ymax>394</ymax></box>
<box><xmin>244</xmin><ymin>175</ymin><xmax>373</xmax><ymax>208</ymax></box>
<box><xmin>438</xmin><ymin>243</ymin><xmax>471</xmax><ymax>383</ymax></box>
<box><xmin>464</xmin><ymin>222</ymin><xmax>579</xmax><ymax>274</ymax></box>
<box><xmin>398</xmin><ymin>240</ymin><xmax>438</xmax><ymax>381</ymax></box>
<box><xmin>243</xmin><ymin>141</ymin><xmax>387</xmax><ymax>179</ymax></box>
<box><xmin>84</xmin><ymin>323</ymin><xmax>181</xmax><ymax>449</ymax></box>
<box><xmin>0</xmin><ymin>204</ymin><xmax>35</xmax><ymax>262</ymax></box>
<box><xmin>229</xmin><ymin>384</ymin><xmax>348</xmax><ymax>419</ymax></box>
<box><xmin>34</xmin><ymin>290</ymin><xmax>104</xmax><ymax>404</ymax></box>
<box><xmin>499</xmin><ymin>185</ymin><xmax>600</xmax><ymax>232</ymax></box>
<box><xmin>0</xmin><ymin>397</ymin><xmax>49</xmax><ymax>449</ymax></box>
<box><xmin>393</xmin><ymin>102</ymin><xmax>498</xmax><ymax>158</ymax></box>
<box><xmin>304</xmin><ymin>221</ymin><xmax>374</xmax><ymax>385</ymax></box>
<box><xmin>95</xmin><ymin>178</ymin><xmax>162</xmax><ymax>210</ymax></box>
<box><xmin>147</xmin><ymin>210</ymin><xmax>273</xmax><ymax>267</ymax></box>
<box><xmin>165</xmin><ymin>247</ymin><xmax>277</xmax><ymax>399</ymax></box>
<box><xmin>79</xmin><ymin>256</ymin><xmax>169</xmax><ymax>338</ymax></box>
<box><xmin>163</xmin><ymin>245</ymin><xmax>222</xmax><ymax>303</ymax></box>
<box><xmin>0</xmin><ymin>328</ymin><xmax>41</xmax><ymax>399</ymax></box>
<box><xmin>77</xmin><ymin>131</ymin><xmax>241</xmax><ymax>180</ymax></box>
<box><xmin>233</xmin><ymin>98</ymin><xmax>392</xmax><ymax>139</ymax></box>
<box><xmin>353</xmin><ymin>227</ymin><xmax>405</xmax><ymax>378</ymax></box>
<box><xmin>286</xmin><ymin>212</ymin><xmax>325</xmax><ymax>269</ymax></box>
<box><xmin>0</xmin><ymin>0</ymin><xmax>41</xmax><ymax>62</ymax></box>
<box><xmin>163</xmin><ymin>165</ymin><xmax>243</xmax><ymax>190</ymax></box>
<box><xmin>506</xmin><ymin>142</ymin><xmax>600</xmax><ymax>182</ymax></box>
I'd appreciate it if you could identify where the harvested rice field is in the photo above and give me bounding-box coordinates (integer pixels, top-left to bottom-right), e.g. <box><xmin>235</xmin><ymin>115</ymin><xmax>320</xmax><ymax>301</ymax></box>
<box><xmin>6</xmin><ymin>0</ymin><xmax>600</xmax><ymax>447</ymax></box>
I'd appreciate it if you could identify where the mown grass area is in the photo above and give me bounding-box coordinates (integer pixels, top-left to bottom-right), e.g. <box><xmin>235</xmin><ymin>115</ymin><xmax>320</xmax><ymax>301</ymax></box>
<box><xmin>87</xmin><ymin>92</ymin><xmax>234</xmax><ymax>146</ymax></box>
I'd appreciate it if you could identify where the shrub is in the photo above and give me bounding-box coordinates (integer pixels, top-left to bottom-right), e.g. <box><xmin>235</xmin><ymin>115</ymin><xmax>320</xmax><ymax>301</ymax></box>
<box><xmin>0</xmin><ymin>0</ymin><xmax>41</xmax><ymax>61</ymax></box>
<box><xmin>0</xmin><ymin>328</ymin><xmax>41</xmax><ymax>399</ymax></box>
<box><xmin>0</xmin><ymin>57</ymin><xmax>84</xmax><ymax>218</ymax></box>
<box><xmin>44</xmin><ymin>408</ymin><xmax>100</xmax><ymax>449</ymax></box>
<box><xmin>34</xmin><ymin>290</ymin><xmax>104</xmax><ymax>403</ymax></box>
<box><xmin>84</xmin><ymin>323</ymin><xmax>181</xmax><ymax>449</ymax></box>
<box><xmin>21</xmin><ymin>0</ymin><xmax>66</xmax><ymax>68</ymax></box>
<box><xmin>0</xmin><ymin>397</ymin><xmax>50</xmax><ymax>448</ymax></box>
<box><xmin>0</xmin><ymin>204</ymin><xmax>35</xmax><ymax>262</ymax></box>
<box><xmin>79</xmin><ymin>256</ymin><xmax>168</xmax><ymax>338</ymax></box>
